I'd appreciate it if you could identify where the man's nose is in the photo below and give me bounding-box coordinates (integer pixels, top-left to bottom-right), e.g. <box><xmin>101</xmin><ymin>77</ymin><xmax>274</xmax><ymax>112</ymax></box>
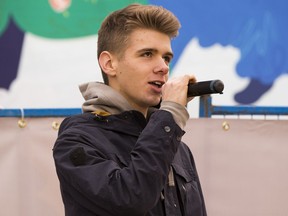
<box><xmin>153</xmin><ymin>58</ymin><xmax>169</xmax><ymax>74</ymax></box>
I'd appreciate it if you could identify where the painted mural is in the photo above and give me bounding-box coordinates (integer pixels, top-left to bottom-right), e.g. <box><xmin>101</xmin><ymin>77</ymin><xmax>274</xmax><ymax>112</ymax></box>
<box><xmin>150</xmin><ymin>0</ymin><xmax>288</xmax><ymax>104</ymax></box>
<box><xmin>0</xmin><ymin>0</ymin><xmax>146</xmax><ymax>89</ymax></box>
<box><xmin>0</xmin><ymin>0</ymin><xmax>287</xmax><ymax>115</ymax></box>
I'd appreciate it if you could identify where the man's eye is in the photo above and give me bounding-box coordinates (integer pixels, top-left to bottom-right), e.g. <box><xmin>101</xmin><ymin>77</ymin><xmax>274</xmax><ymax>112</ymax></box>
<box><xmin>143</xmin><ymin>51</ymin><xmax>152</xmax><ymax>57</ymax></box>
<box><xmin>163</xmin><ymin>56</ymin><xmax>172</xmax><ymax>63</ymax></box>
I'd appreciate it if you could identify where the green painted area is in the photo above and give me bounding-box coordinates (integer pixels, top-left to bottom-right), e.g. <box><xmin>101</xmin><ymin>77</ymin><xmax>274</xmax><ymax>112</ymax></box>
<box><xmin>0</xmin><ymin>0</ymin><xmax>148</xmax><ymax>38</ymax></box>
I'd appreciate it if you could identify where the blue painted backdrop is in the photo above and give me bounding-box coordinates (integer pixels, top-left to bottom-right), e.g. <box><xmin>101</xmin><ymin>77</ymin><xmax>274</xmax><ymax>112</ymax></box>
<box><xmin>150</xmin><ymin>0</ymin><xmax>288</xmax><ymax>104</ymax></box>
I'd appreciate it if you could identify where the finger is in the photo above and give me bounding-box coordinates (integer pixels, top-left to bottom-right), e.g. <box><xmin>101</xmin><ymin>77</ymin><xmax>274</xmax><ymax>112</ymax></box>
<box><xmin>188</xmin><ymin>74</ymin><xmax>197</xmax><ymax>84</ymax></box>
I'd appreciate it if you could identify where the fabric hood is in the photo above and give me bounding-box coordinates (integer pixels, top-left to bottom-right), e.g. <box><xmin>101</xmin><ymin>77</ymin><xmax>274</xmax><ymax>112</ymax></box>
<box><xmin>79</xmin><ymin>82</ymin><xmax>134</xmax><ymax>114</ymax></box>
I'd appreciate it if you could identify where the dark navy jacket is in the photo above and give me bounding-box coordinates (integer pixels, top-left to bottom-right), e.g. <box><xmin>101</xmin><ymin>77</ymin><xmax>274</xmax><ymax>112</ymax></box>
<box><xmin>53</xmin><ymin>110</ymin><xmax>206</xmax><ymax>216</ymax></box>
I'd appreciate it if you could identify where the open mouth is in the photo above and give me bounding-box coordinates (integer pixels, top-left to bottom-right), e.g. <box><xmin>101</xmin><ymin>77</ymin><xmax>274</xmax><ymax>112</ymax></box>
<box><xmin>148</xmin><ymin>81</ymin><xmax>164</xmax><ymax>88</ymax></box>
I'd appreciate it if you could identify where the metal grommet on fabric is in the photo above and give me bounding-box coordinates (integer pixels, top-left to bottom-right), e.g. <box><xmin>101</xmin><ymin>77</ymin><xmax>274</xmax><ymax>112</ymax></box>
<box><xmin>164</xmin><ymin>126</ymin><xmax>171</xmax><ymax>132</ymax></box>
<box><xmin>18</xmin><ymin>108</ymin><xmax>27</xmax><ymax>128</ymax></box>
<box><xmin>52</xmin><ymin>121</ymin><xmax>60</xmax><ymax>131</ymax></box>
<box><xmin>222</xmin><ymin>121</ymin><xmax>230</xmax><ymax>131</ymax></box>
<box><xmin>18</xmin><ymin>119</ymin><xmax>27</xmax><ymax>128</ymax></box>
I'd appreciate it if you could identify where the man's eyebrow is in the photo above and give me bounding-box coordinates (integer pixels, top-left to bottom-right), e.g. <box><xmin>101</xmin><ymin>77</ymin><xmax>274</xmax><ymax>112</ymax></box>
<box><xmin>165</xmin><ymin>51</ymin><xmax>174</xmax><ymax>59</ymax></box>
<box><xmin>137</xmin><ymin>48</ymin><xmax>174</xmax><ymax>58</ymax></box>
<box><xmin>136</xmin><ymin>48</ymin><xmax>155</xmax><ymax>54</ymax></box>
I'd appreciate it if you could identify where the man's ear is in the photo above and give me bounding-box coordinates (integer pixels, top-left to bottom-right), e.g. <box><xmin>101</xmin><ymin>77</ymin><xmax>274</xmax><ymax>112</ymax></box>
<box><xmin>98</xmin><ymin>51</ymin><xmax>117</xmax><ymax>76</ymax></box>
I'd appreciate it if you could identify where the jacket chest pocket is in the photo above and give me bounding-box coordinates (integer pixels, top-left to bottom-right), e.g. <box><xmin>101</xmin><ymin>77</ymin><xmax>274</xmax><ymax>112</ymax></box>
<box><xmin>172</xmin><ymin>164</ymin><xmax>204</xmax><ymax>216</ymax></box>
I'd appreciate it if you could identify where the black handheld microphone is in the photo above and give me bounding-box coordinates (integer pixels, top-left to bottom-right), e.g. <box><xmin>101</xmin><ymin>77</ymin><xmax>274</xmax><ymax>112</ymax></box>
<box><xmin>187</xmin><ymin>80</ymin><xmax>224</xmax><ymax>97</ymax></box>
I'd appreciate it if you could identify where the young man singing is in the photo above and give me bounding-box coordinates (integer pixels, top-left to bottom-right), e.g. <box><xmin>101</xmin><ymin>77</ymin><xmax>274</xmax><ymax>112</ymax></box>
<box><xmin>53</xmin><ymin>3</ymin><xmax>207</xmax><ymax>216</ymax></box>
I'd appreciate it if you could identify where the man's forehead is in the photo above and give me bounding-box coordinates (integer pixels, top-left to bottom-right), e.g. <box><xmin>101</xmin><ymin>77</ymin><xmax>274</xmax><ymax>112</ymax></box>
<box><xmin>127</xmin><ymin>29</ymin><xmax>173</xmax><ymax>52</ymax></box>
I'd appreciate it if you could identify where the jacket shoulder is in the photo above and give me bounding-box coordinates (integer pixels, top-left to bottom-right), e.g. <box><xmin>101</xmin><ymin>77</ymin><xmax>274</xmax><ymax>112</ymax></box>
<box><xmin>58</xmin><ymin>113</ymin><xmax>94</xmax><ymax>133</ymax></box>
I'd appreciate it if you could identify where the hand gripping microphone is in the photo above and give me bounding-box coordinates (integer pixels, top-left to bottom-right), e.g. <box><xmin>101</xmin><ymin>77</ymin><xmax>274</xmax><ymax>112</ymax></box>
<box><xmin>187</xmin><ymin>80</ymin><xmax>224</xmax><ymax>97</ymax></box>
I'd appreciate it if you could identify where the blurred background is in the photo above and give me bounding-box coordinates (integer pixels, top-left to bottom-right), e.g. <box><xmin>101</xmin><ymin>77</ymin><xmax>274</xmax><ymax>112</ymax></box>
<box><xmin>1</xmin><ymin>0</ymin><xmax>288</xmax><ymax>116</ymax></box>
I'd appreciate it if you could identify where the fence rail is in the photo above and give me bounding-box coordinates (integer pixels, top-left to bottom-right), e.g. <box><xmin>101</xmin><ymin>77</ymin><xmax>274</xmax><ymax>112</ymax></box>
<box><xmin>0</xmin><ymin>108</ymin><xmax>82</xmax><ymax>117</ymax></box>
<box><xmin>199</xmin><ymin>95</ymin><xmax>288</xmax><ymax>118</ymax></box>
<box><xmin>1</xmin><ymin>97</ymin><xmax>288</xmax><ymax>118</ymax></box>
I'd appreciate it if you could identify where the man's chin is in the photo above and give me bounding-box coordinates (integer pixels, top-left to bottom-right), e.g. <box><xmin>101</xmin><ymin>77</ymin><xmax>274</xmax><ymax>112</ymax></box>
<box><xmin>150</xmin><ymin>99</ymin><xmax>162</xmax><ymax>109</ymax></box>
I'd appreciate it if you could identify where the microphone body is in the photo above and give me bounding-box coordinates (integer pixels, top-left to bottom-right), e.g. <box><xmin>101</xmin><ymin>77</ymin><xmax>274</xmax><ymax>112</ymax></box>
<box><xmin>187</xmin><ymin>80</ymin><xmax>224</xmax><ymax>97</ymax></box>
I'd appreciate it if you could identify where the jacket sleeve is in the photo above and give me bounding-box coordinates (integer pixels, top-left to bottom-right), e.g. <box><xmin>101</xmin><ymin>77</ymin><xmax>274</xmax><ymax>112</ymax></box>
<box><xmin>53</xmin><ymin>110</ymin><xmax>185</xmax><ymax>216</ymax></box>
